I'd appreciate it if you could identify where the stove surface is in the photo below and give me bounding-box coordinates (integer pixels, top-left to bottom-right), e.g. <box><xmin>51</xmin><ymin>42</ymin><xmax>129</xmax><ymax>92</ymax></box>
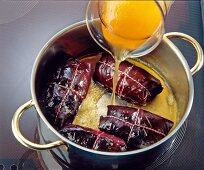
<box><xmin>0</xmin><ymin>1</ymin><xmax>204</xmax><ymax>170</ymax></box>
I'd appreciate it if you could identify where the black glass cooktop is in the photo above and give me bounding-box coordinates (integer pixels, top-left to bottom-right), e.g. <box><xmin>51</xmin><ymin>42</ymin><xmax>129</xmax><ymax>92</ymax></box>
<box><xmin>0</xmin><ymin>1</ymin><xmax>203</xmax><ymax>169</ymax></box>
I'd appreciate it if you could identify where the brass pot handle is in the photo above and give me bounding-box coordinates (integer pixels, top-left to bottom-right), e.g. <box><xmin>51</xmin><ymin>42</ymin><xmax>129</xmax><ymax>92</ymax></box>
<box><xmin>165</xmin><ymin>32</ymin><xmax>204</xmax><ymax>75</ymax></box>
<box><xmin>11</xmin><ymin>100</ymin><xmax>65</xmax><ymax>150</ymax></box>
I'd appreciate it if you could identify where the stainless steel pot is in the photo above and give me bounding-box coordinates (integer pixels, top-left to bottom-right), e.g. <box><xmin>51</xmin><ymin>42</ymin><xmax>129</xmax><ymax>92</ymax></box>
<box><xmin>12</xmin><ymin>21</ymin><xmax>203</xmax><ymax>170</ymax></box>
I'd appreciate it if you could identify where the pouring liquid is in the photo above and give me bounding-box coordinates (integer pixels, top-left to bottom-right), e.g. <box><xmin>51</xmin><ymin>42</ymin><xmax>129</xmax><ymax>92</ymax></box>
<box><xmin>101</xmin><ymin>1</ymin><xmax>163</xmax><ymax>105</ymax></box>
<box><xmin>110</xmin><ymin>49</ymin><xmax>125</xmax><ymax>105</ymax></box>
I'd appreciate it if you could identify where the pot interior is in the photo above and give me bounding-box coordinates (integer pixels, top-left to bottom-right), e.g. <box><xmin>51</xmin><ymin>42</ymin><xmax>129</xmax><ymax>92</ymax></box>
<box><xmin>34</xmin><ymin>22</ymin><xmax>192</xmax><ymax>151</ymax></box>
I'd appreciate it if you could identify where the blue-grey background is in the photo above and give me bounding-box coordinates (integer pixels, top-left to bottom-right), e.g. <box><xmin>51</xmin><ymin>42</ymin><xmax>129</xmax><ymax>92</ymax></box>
<box><xmin>0</xmin><ymin>1</ymin><xmax>203</xmax><ymax>169</ymax></box>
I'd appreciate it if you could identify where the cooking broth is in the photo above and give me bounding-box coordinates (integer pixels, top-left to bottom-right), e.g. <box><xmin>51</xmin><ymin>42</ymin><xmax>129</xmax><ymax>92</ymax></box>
<box><xmin>73</xmin><ymin>57</ymin><xmax>178</xmax><ymax>131</ymax></box>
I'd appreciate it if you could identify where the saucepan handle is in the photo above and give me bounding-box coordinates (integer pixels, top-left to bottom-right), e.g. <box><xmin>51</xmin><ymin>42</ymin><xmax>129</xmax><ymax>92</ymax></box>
<box><xmin>165</xmin><ymin>32</ymin><xmax>204</xmax><ymax>75</ymax></box>
<box><xmin>11</xmin><ymin>100</ymin><xmax>65</xmax><ymax>150</ymax></box>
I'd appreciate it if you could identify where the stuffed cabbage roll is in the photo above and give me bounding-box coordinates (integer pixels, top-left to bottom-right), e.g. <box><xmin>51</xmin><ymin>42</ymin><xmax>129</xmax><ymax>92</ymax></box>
<box><xmin>59</xmin><ymin>124</ymin><xmax>127</xmax><ymax>152</ymax></box>
<box><xmin>42</xmin><ymin>58</ymin><xmax>93</xmax><ymax>129</ymax></box>
<box><xmin>95</xmin><ymin>54</ymin><xmax>163</xmax><ymax>106</ymax></box>
<box><xmin>99</xmin><ymin>105</ymin><xmax>173</xmax><ymax>150</ymax></box>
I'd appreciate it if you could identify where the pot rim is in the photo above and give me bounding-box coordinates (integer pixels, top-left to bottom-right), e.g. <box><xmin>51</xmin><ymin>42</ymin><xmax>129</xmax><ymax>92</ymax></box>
<box><xmin>31</xmin><ymin>20</ymin><xmax>194</xmax><ymax>156</ymax></box>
